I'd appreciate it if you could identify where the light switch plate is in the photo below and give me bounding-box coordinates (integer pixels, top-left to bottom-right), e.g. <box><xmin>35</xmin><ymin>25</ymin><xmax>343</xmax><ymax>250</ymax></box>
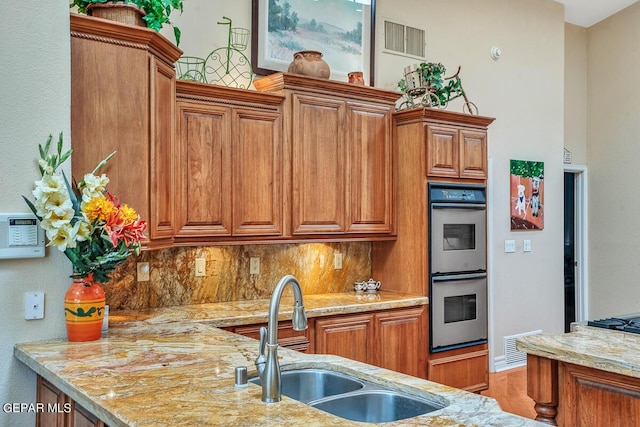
<box><xmin>25</xmin><ymin>292</ymin><xmax>44</xmax><ymax>320</ymax></box>
<box><xmin>523</xmin><ymin>240</ymin><xmax>532</xmax><ymax>252</ymax></box>
<box><xmin>334</xmin><ymin>253</ymin><xmax>343</xmax><ymax>270</ymax></box>
<box><xmin>504</xmin><ymin>240</ymin><xmax>516</xmax><ymax>253</ymax></box>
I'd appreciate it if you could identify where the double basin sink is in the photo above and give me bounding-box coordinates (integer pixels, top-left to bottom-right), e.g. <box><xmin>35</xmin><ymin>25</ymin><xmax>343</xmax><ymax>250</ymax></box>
<box><xmin>250</xmin><ymin>368</ymin><xmax>447</xmax><ymax>423</ymax></box>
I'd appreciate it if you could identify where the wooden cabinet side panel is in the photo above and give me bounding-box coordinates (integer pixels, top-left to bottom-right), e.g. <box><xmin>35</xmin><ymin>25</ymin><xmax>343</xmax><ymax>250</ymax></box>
<box><xmin>345</xmin><ymin>102</ymin><xmax>394</xmax><ymax>233</ymax></box>
<box><xmin>291</xmin><ymin>94</ymin><xmax>346</xmax><ymax>234</ymax></box>
<box><xmin>373</xmin><ymin>307</ymin><xmax>427</xmax><ymax>378</ymax></box>
<box><xmin>425</xmin><ymin>125</ymin><xmax>459</xmax><ymax>178</ymax></box>
<box><xmin>70</xmin><ymin>37</ymin><xmax>151</xmax><ymax>234</ymax></box>
<box><xmin>150</xmin><ymin>57</ymin><xmax>176</xmax><ymax>240</ymax></box>
<box><xmin>176</xmin><ymin>102</ymin><xmax>232</xmax><ymax>236</ymax></box>
<box><xmin>315</xmin><ymin>314</ymin><xmax>373</xmax><ymax>363</ymax></box>
<box><xmin>232</xmin><ymin>109</ymin><xmax>283</xmax><ymax>236</ymax></box>
<box><xmin>558</xmin><ymin>362</ymin><xmax>640</xmax><ymax>427</ymax></box>
<box><xmin>459</xmin><ymin>129</ymin><xmax>487</xmax><ymax>179</ymax></box>
<box><xmin>372</xmin><ymin>122</ymin><xmax>428</xmax><ymax>296</ymax></box>
<box><xmin>427</xmin><ymin>348</ymin><xmax>489</xmax><ymax>392</ymax></box>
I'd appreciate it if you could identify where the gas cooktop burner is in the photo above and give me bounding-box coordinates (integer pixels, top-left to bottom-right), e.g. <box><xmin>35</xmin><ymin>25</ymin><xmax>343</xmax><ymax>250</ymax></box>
<box><xmin>587</xmin><ymin>316</ymin><xmax>640</xmax><ymax>334</ymax></box>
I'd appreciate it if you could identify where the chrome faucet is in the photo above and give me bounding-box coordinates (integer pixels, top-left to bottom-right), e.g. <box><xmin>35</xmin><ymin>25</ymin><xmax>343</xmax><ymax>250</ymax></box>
<box><xmin>255</xmin><ymin>275</ymin><xmax>307</xmax><ymax>403</ymax></box>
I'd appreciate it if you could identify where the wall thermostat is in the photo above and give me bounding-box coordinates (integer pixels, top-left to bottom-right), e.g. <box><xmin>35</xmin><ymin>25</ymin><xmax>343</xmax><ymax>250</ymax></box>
<box><xmin>0</xmin><ymin>213</ymin><xmax>45</xmax><ymax>259</ymax></box>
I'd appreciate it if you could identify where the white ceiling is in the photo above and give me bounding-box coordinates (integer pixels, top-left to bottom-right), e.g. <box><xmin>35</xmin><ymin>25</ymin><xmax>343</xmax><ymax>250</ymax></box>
<box><xmin>556</xmin><ymin>0</ymin><xmax>639</xmax><ymax>27</ymax></box>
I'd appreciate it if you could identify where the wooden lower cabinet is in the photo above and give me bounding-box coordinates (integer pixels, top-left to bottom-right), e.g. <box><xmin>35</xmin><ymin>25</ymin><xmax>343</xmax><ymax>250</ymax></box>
<box><xmin>315</xmin><ymin>313</ymin><xmax>373</xmax><ymax>364</ymax></box>
<box><xmin>37</xmin><ymin>376</ymin><xmax>106</xmax><ymax>427</ymax></box>
<box><xmin>427</xmin><ymin>344</ymin><xmax>489</xmax><ymax>392</ymax></box>
<box><xmin>315</xmin><ymin>307</ymin><xmax>427</xmax><ymax>378</ymax></box>
<box><xmin>227</xmin><ymin>306</ymin><xmax>428</xmax><ymax>378</ymax></box>
<box><xmin>224</xmin><ymin>320</ymin><xmax>314</xmax><ymax>353</ymax></box>
<box><xmin>527</xmin><ymin>354</ymin><xmax>640</xmax><ymax>426</ymax></box>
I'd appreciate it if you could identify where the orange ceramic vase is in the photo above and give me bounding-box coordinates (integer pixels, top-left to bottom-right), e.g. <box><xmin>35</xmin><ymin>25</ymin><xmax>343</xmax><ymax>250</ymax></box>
<box><xmin>64</xmin><ymin>277</ymin><xmax>105</xmax><ymax>342</ymax></box>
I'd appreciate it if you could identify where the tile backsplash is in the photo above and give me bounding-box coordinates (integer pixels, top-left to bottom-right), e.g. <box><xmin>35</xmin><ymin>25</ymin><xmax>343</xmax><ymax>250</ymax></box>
<box><xmin>105</xmin><ymin>242</ymin><xmax>371</xmax><ymax>310</ymax></box>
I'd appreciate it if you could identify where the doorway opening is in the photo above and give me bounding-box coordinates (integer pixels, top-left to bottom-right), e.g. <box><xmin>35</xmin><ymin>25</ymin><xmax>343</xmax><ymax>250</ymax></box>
<box><xmin>563</xmin><ymin>166</ymin><xmax>588</xmax><ymax>332</ymax></box>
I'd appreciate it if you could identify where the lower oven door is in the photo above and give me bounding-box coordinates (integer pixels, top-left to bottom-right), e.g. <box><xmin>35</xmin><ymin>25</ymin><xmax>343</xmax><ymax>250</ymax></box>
<box><xmin>430</xmin><ymin>272</ymin><xmax>487</xmax><ymax>352</ymax></box>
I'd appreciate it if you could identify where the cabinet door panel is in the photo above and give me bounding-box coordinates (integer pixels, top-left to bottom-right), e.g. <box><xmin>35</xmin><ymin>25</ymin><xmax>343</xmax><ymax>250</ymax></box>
<box><xmin>460</xmin><ymin>129</ymin><xmax>487</xmax><ymax>179</ymax></box>
<box><xmin>232</xmin><ymin>109</ymin><xmax>283</xmax><ymax>235</ymax></box>
<box><xmin>177</xmin><ymin>103</ymin><xmax>232</xmax><ymax>236</ymax></box>
<box><xmin>427</xmin><ymin>348</ymin><xmax>489</xmax><ymax>392</ymax></box>
<box><xmin>150</xmin><ymin>57</ymin><xmax>177</xmax><ymax>240</ymax></box>
<box><xmin>315</xmin><ymin>314</ymin><xmax>373</xmax><ymax>363</ymax></box>
<box><xmin>426</xmin><ymin>125</ymin><xmax>459</xmax><ymax>177</ymax></box>
<box><xmin>346</xmin><ymin>103</ymin><xmax>393</xmax><ymax>233</ymax></box>
<box><xmin>373</xmin><ymin>307</ymin><xmax>426</xmax><ymax>378</ymax></box>
<box><xmin>37</xmin><ymin>376</ymin><xmax>69</xmax><ymax>427</ymax></box>
<box><xmin>292</xmin><ymin>94</ymin><xmax>346</xmax><ymax>234</ymax></box>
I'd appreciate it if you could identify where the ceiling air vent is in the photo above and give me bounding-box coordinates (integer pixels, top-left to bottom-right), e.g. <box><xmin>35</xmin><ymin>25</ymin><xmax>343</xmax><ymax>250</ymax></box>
<box><xmin>383</xmin><ymin>19</ymin><xmax>425</xmax><ymax>58</ymax></box>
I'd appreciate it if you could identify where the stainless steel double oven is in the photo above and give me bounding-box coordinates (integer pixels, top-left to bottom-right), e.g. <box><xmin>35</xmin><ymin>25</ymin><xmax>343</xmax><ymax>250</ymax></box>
<box><xmin>428</xmin><ymin>183</ymin><xmax>488</xmax><ymax>353</ymax></box>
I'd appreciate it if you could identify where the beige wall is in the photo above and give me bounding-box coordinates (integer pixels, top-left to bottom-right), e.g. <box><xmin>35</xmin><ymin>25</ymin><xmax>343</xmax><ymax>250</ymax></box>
<box><xmin>1</xmin><ymin>2</ymin><xmax>72</xmax><ymax>425</ymax></box>
<box><xmin>565</xmin><ymin>23</ymin><xmax>588</xmax><ymax>165</ymax></box>
<box><xmin>587</xmin><ymin>2</ymin><xmax>640</xmax><ymax>318</ymax></box>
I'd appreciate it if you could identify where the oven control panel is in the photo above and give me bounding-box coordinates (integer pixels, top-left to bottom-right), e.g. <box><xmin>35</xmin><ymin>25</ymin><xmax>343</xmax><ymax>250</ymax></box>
<box><xmin>429</xmin><ymin>184</ymin><xmax>486</xmax><ymax>204</ymax></box>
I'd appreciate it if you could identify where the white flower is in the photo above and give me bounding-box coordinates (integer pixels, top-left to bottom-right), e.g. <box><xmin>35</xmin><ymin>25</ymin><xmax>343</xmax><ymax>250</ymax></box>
<box><xmin>81</xmin><ymin>173</ymin><xmax>109</xmax><ymax>202</ymax></box>
<box><xmin>46</xmin><ymin>223</ymin><xmax>78</xmax><ymax>251</ymax></box>
<box><xmin>38</xmin><ymin>159</ymin><xmax>54</xmax><ymax>175</ymax></box>
<box><xmin>36</xmin><ymin>173</ymin><xmax>67</xmax><ymax>194</ymax></box>
<box><xmin>43</xmin><ymin>191</ymin><xmax>73</xmax><ymax>217</ymax></box>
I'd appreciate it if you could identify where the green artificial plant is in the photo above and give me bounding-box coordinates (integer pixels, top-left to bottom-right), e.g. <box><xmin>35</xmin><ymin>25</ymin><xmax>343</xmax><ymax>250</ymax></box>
<box><xmin>70</xmin><ymin>0</ymin><xmax>183</xmax><ymax>45</ymax></box>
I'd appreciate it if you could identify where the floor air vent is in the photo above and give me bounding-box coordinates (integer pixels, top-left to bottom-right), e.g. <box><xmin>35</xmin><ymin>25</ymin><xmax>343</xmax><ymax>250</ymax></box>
<box><xmin>504</xmin><ymin>330</ymin><xmax>542</xmax><ymax>368</ymax></box>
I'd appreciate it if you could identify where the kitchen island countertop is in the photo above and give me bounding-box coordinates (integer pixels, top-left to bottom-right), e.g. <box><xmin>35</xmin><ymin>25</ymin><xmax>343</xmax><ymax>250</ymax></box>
<box><xmin>15</xmin><ymin>292</ymin><xmax>543</xmax><ymax>426</ymax></box>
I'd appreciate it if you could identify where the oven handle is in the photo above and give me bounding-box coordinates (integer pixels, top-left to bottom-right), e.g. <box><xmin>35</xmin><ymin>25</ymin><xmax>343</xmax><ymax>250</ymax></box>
<box><xmin>431</xmin><ymin>203</ymin><xmax>486</xmax><ymax>210</ymax></box>
<box><xmin>432</xmin><ymin>272</ymin><xmax>487</xmax><ymax>282</ymax></box>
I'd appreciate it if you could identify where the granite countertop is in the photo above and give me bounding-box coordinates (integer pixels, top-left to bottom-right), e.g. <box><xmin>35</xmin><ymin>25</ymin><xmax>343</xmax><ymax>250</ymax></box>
<box><xmin>15</xmin><ymin>292</ymin><xmax>542</xmax><ymax>426</ymax></box>
<box><xmin>108</xmin><ymin>291</ymin><xmax>430</xmax><ymax>328</ymax></box>
<box><xmin>515</xmin><ymin>324</ymin><xmax>640</xmax><ymax>378</ymax></box>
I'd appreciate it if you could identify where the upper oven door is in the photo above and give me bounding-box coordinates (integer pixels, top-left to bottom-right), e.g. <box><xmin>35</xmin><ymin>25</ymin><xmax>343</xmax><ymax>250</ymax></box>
<box><xmin>430</xmin><ymin>203</ymin><xmax>486</xmax><ymax>274</ymax></box>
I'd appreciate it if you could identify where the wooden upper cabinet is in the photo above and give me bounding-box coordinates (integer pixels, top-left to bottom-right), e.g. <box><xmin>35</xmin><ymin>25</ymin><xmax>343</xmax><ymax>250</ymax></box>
<box><xmin>393</xmin><ymin>108</ymin><xmax>494</xmax><ymax>181</ymax></box>
<box><xmin>232</xmin><ymin>108</ymin><xmax>283</xmax><ymax>236</ymax></box>
<box><xmin>70</xmin><ymin>14</ymin><xmax>182</xmax><ymax>249</ymax></box>
<box><xmin>291</xmin><ymin>93</ymin><xmax>346</xmax><ymax>234</ymax></box>
<box><xmin>426</xmin><ymin>125</ymin><xmax>460</xmax><ymax>178</ymax></box>
<box><xmin>346</xmin><ymin>102</ymin><xmax>394</xmax><ymax>233</ymax></box>
<box><xmin>459</xmin><ymin>129</ymin><xmax>488</xmax><ymax>179</ymax></box>
<box><xmin>175</xmin><ymin>81</ymin><xmax>284</xmax><ymax>242</ymax></box>
<box><xmin>254</xmin><ymin>73</ymin><xmax>398</xmax><ymax>238</ymax></box>
<box><xmin>175</xmin><ymin>102</ymin><xmax>232</xmax><ymax>237</ymax></box>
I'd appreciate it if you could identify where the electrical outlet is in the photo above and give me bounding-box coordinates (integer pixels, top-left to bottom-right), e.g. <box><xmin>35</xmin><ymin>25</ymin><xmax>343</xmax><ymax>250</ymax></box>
<box><xmin>137</xmin><ymin>262</ymin><xmax>150</xmax><ymax>281</ymax></box>
<box><xmin>24</xmin><ymin>292</ymin><xmax>44</xmax><ymax>320</ymax></box>
<box><xmin>195</xmin><ymin>257</ymin><xmax>206</xmax><ymax>277</ymax></box>
<box><xmin>334</xmin><ymin>253</ymin><xmax>343</xmax><ymax>270</ymax></box>
<box><xmin>250</xmin><ymin>257</ymin><xmax>260</xmax><ymax>275</ymax></box>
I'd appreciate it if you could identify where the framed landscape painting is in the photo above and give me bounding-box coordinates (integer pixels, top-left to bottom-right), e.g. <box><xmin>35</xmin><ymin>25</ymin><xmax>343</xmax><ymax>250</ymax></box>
<box><xmin>251</xmin><ymin>0</ymin><xmax>376</xmax><ymax>85</ymax></box>
<box><xmin>510</xmin><ymin>159</ymin><xmax>544</xmax><ymax>230</ymax></box>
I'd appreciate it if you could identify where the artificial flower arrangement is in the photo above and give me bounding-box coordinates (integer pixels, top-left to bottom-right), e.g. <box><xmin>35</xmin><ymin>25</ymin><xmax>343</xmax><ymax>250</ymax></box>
<box><xmin>23</xmin><ymin>133</ymin><xmax>147</xmax><ymax>283</ymax></box>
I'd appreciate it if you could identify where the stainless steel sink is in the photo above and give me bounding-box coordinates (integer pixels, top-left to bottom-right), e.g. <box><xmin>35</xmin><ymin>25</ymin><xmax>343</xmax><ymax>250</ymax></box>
<box><xmin>249</xmin><ymin>368</ymin><xmax>364</xmax><ymax>402</ymax></box>
<box><xmin>311</xmin><ymin>389</ymin><xmax>444</xmax><ymax>423</ymax></box>
<box><xmin>250</xmin><ymin>368</ymin><xmax>447</xmax><ymax>423</ymax></box>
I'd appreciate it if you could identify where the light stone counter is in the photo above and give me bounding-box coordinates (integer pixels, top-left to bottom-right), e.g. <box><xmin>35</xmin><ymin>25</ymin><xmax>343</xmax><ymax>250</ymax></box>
<box><xmin>15</xmin><ymin>292</ymin><xmax>543</xmax><ymax>426</ymax></box>
<box><xmin>108</xmin><ymin>291</ymin><xmax>430</xmax><ymax>328</ymax></box>
<box><xmin>515</xmin><ymin>324</ymin><xmax>640</xmax><ymax>378</ymax></box>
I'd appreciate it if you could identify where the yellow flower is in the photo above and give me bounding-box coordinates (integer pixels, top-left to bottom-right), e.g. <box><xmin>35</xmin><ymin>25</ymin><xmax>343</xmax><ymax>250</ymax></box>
<box><xmin>119</xmin><ymin>204</ymin><xmax>138</xmax><ymax>224</ymax></box>
<box><xmin>83</xmin><ymin>196</ymin><xmax>116</xmax><ymax>223</ymax></box>
<box><xmin>75</xmin><ymin>220</ymin><xmax>92</xmax><ymax>242</ymax></box>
